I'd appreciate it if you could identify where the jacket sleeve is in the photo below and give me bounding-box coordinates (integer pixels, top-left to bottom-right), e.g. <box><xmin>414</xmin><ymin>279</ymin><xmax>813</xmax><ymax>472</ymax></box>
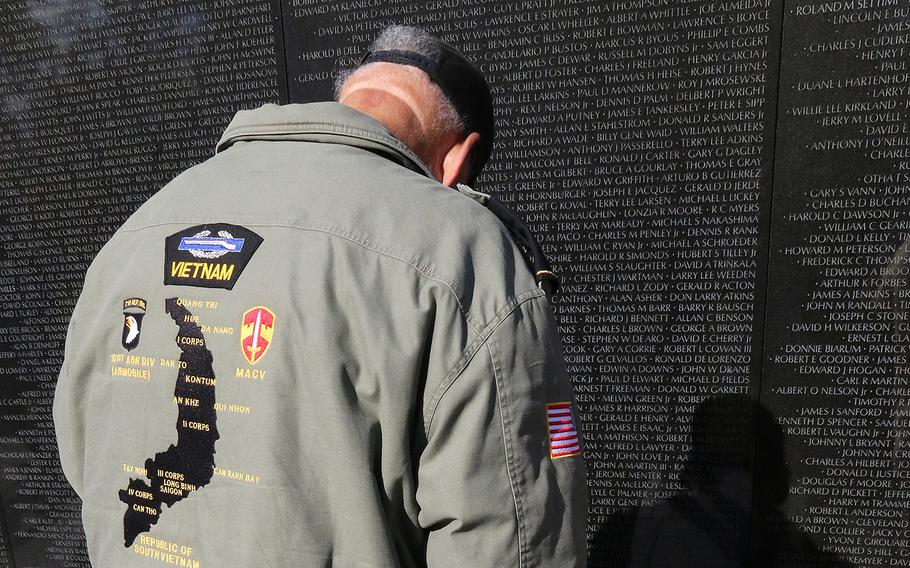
<box><xmin>54</xmin><ymin>300</ymin><xmax>88</xmax><ymax>498</ymax></box>
<box><xmin>53</xmin><ymin>245</ymin><xmax>111</xmax><ymax>500</ymax></box>
<box><xmin>417</xmin><ymin>294</ymin><xmax>588</xmax><ymax>567</ymax></box>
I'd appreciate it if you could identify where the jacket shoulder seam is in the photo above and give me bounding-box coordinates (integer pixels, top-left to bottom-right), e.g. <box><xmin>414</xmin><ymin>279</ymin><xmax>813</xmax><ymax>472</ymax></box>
<box><xmin>115</xmin><ymin>220</ymin><xmax>484</xmax><ymax>335</ymax></box>
<box><xmin>423</xmin><ymin>290</ymin><xmax>545</xmax><ymax>433</ymax></box>
<box><xmin>485</xmin><ymin>339</ymin><xmax>528</xmax><ymax>567</ymax></box>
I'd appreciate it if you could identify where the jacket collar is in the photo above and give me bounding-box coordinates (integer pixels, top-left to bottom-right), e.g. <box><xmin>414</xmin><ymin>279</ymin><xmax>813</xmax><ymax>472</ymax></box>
<box><xmin>216</xmin><ymin>102</ymin><xmax>435</xmax><ymax>179</ymax></box>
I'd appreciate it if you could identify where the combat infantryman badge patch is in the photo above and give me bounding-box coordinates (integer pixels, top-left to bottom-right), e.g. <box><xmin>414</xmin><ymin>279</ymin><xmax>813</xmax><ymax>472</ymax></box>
<box><xmin>164</xmin><ymin>223</ymin><xmax>263</xmax><ymax>290</ymax></box>
<box><xmin>122</xmin><ymin>297</ymin><xmax>147</xmax><ymax>351</ymax></box>
<box><xmin>546</xmin><ymin>402</ymin><xmax>581</xmax><ymax>459</ymax></box>
<box><xmin>240</xmin><ymin>306</ymin><xmax>274</xmax><ymax>365</ymax></box>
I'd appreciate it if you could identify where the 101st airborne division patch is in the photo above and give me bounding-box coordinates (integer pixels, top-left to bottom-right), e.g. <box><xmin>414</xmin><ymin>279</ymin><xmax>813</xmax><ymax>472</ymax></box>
<box><xmin>122</xmin><ymin>297</ymin><xmax>147</xmax><ymax>351</ymax></box>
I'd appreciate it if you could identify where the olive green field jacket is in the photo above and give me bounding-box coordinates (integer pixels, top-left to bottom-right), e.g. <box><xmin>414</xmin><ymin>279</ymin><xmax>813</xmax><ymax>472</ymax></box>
<box><xmin>54</xmin><ymin>102</ymin><xmax>587</xmax><ymax>567</ymax></box>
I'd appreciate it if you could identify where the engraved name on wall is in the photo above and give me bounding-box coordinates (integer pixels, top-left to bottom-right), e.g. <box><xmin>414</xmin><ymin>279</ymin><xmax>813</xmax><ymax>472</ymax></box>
<box><xmin>0</xmin><ymin>1</ymin><xmax>280</xmax><ymax>565</ymax></box>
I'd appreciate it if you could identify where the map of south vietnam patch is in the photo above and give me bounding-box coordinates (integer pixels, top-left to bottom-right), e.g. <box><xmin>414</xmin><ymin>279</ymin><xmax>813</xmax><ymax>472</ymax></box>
<box><xmin>241</xmin><ymin>306</ymin><xmax>274</xmax><ymax>365</ymax></box>
<box><xmin>164</xmin><ymin>223</ymin><xmax>262</xmax><ymax>290</ymax></box>
<box><xmin>119</xmin><ymin>298</ymin><xmax>219</xmax><ymax>547</ymax></box>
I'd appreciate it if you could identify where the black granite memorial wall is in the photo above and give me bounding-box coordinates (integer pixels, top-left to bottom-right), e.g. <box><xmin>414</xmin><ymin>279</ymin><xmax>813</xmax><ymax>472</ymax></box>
<box><xmin>0</xmin><ymin>1</ymin><xmax>282</xmax><ymax>566</ymax></box>
<box><xmin>1</xmin><ymin>0</ymin><xmax>908</xmax><ymax>566</ymax></box>
<box><xmin>763</xmin><ymin>2</ymin><xmax>910</xmax><ymax>565</ymax></box>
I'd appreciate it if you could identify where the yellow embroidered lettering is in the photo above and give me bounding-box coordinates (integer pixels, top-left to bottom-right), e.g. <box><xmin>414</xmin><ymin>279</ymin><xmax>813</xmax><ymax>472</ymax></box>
<box><xmin>200</xmin><ymin>263</ymin><xmax>215</xmax><ymax>280</ymax></box>
<box><xmin>234</xmin><ymin>367</ymin><xmax>266</xmax><ymax>380</ymax></box>
<box><xmin>170</xmin><ymin>261</ymin><xmax>235</xmax><ymax>282</ymax></box>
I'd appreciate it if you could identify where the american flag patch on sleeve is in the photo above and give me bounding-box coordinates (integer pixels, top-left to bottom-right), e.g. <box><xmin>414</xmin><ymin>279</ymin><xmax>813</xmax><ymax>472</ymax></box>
<box><xmin>547</xmin><ymin>402</ymin><xmax>581</xmax><ymax>459</ymax></box>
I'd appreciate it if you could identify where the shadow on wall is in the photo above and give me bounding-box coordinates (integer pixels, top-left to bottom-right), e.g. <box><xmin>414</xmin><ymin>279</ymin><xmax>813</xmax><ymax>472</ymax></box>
<box><xmin>589</xmin><ymin>395</ymin><xmax>853</xmax><ymax>568</ymax></box>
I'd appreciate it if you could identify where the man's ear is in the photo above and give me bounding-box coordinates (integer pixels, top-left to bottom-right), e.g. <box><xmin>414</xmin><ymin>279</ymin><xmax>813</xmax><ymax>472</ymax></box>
<box><xmin>441</xmin><ymin>132</ymin><xmax>481</xmax><ymax>188</ymax></box>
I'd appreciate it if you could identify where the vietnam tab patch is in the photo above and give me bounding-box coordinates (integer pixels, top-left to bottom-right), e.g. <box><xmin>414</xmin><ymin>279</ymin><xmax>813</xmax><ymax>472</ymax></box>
<box><xmin>547</xmin><ymin>402</ymin><xmax>581</xmax><ymax>459</ymax></box>
<box><xmin>164</xmin><ymin>224</ymin><xmax>262</xmax><ymax>290</ymax></box>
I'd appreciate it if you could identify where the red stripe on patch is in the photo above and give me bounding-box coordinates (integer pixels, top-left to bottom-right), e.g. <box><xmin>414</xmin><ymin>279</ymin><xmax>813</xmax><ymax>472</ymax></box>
<box><xmin>546</xmin><ymin>402</ymin><xmax>581</xmax><ymax>460</ymax></box>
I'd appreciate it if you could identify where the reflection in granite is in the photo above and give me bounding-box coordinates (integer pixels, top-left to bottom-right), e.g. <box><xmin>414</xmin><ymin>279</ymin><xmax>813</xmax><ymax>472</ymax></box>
<box><xmin>592</xmin><ymin>396</ymin><xmax>852</xmax><ymax>567</ymax></box>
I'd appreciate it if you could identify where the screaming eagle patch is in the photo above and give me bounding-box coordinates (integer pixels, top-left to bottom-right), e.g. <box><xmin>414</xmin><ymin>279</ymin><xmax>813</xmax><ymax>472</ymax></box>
<box><xmin>122</xmin><ymin>297</ymin><xmax>147</xmax><ymax>351</ymax></box>
<box><xmin>164</xmin><ymin>223</ymin><xmax>263</xmax><ymax>290</ymax></box>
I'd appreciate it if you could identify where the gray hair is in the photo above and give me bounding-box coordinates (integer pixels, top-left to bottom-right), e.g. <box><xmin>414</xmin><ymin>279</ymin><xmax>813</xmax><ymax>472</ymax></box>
<box><xmin>335</xmin><ymin>26</ymin><xmax>464</xmax><ymax>137</ymax></box>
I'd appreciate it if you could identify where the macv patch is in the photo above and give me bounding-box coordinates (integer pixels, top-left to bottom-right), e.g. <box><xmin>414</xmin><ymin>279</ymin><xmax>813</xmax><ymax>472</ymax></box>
<box><xmin>164</xmin><ymin>224</ymin><xmax>262</xmax><ymax>290</ymax></box>
<box><xmin>240</xmin><ymin>306</ymin><xmax>275</xmax><ymax>365</ymax></box>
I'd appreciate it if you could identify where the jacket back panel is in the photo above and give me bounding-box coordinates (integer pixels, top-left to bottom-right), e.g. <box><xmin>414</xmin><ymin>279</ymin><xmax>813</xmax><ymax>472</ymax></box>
<box><xmin>55</xmin><ymin>112</ymin><xmax>587</xmax><ymax>567</ymax></box>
